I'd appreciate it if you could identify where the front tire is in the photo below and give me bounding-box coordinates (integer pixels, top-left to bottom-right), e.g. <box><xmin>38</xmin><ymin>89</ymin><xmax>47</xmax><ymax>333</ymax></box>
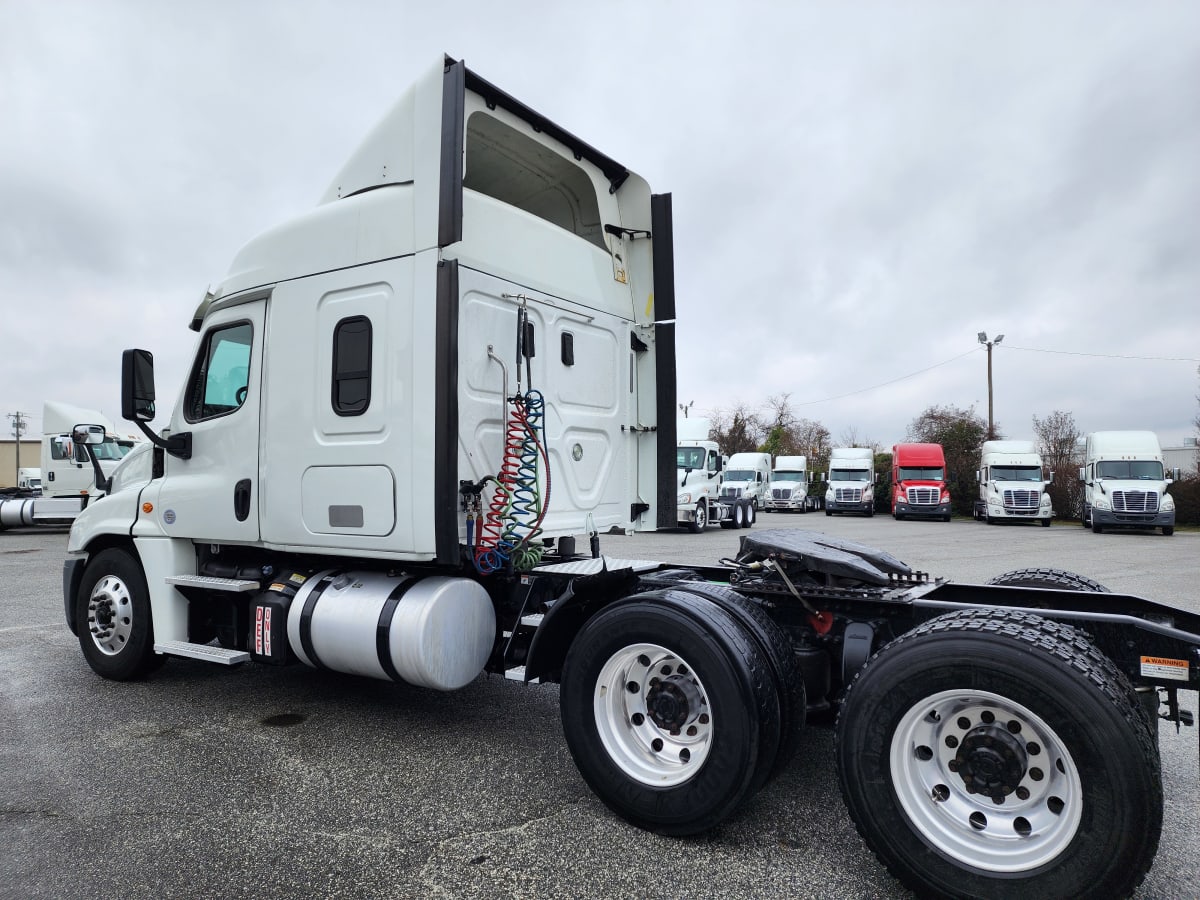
<box><xmin>689</xmin><ymin>502</ymin><xmax>707</xmax><ymax>534</ymax></box>
<box><xmin>1162</xmin><ymin>525</ymin><xmax>1174</xmax><ymax>536</ymax></box>
<box><xmin>76</xmin><ymin>548</ymin><xmax>161</xmax><ymax>680</ymax></box>
<box><xmin>560</xmin><ymin>592</ymin><xmax>780</xmax><ymax>835</ymax></box>
<box><xmin>836</xmin><ymin>609</ymin><xmax>1161</xmax><ymax>899</ymax></box>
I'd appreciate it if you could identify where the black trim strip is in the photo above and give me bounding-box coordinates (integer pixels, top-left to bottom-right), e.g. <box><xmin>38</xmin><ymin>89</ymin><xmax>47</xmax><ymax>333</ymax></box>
<box><xmin>651</xmin><ymin>193</ymin><xmax>678</xmax><ymax>529</ymax></box>
<box><xmin>439</xmin><ymin>59</ymin><xmax>466</xmax><ymax>247</ymax></box>
<box><xmin>298</xmin><ymin>572</ymin><xmax>342</xmax><ymax>669</ymax></box>
<box><xmin>435</xmin><ymin>260</ymin><xmax>461</xmax><ymax>565</ymax></box>
<box><xmin>375</xmin><ymin>578</ymin><xmax>420</xmax><ymax>682</ymax></box>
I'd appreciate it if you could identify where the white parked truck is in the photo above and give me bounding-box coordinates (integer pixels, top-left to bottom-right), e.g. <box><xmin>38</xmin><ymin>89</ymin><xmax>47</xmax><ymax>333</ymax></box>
<box><xmin>824</xmin><ymin>447</ymin><xmax>875</xmax><ymax>517</ymax></box>
<box><xmin>17</xmin><ymin>468</ymin><xmax>41</xmax><ymax>494</ymax></box>
<box><xmin>675</xmin><ymin>418</ymin><xmax>755</xmax><ymax>531</ymax></box>
<box><xmin>1079</xmin><ymin>431</ymin><xmax>1177</xmax><ymax>535</ymax></box>
<box><xmin>718</xmin><ymin>451</ymin><xmax>772</xmax><ymax>510</ymax></box>
<box><xmin>61</xmin><ymin>55</ymin><xmax>1200</xmax><ymax>899</ymax></box>
<box><xmin>974</xmin><ymin>439</ymin><xmax>1053</xmax><ymax>527</ymax></box>
<box><xmin>0</xmin><ymin>402</ymin><xmax>129</xmax><ymax>531</ymax></box>
<box><xmin>765</xmin><ymin>455</ymin><xmax>815</xmax><ymax>512</ymax></box>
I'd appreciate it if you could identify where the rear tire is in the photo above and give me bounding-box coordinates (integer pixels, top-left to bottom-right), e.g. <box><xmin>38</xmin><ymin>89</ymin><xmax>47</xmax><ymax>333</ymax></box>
<box><xmin>560</xmin><ymin>591</ymin><xmax>779</xmax><ymax>835</ymax></box>
<box><xmin>76</xmin><ymin>548</ymin><xmax>162</xmax><ymax>681</ymax></box>
<box><xmin>987</xmin><ymin>568</ymin><xmax>1110</xmax><ymax>593</ymax></box>
<box><xmin>743</xmin><ymin>501</ymin><xmax>756</xmax><ymax>528</ymax></box>
<box><xmin>837</xmin><ymin>609</ymin><xmax>1161</xmax><ymax>899</ymax></box>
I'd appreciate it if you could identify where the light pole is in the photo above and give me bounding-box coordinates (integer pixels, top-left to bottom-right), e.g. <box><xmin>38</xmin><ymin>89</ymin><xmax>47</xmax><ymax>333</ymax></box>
<box><xmin>678</xmin><ymin>400</ymin><xmax>694</xmax><ymax>419</ymax></box>
<box><xmin>977</xmin><ymin>332</ymin><xmax>1004</xmax><ymax>440</ymax></box>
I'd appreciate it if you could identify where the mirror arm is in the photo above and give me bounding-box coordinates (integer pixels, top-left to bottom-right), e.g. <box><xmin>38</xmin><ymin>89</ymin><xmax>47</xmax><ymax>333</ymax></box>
<box><xmin>131</xmin><ymin>420</ymin><xmax>192</xmax><ymax>460</ymax></box>
<box><xmin>82</xmin><ymin>445</ymin><xmax>112</xmax><ymax>495</ymax></box>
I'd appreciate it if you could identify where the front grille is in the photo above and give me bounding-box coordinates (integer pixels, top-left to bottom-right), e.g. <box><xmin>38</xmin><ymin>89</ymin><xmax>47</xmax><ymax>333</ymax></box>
<box><xmin>1112</xmin><ymin>491</ymin><xmax>1158</xmax><ymax>513</ymax></box>
<box><xmin>907</xmin><ymin>487</ymin><xmax>940</xmax><ymax>506</ymax></box>
<box><xmin>720</xmin><ymin>487</ymin><xmax>740</xmax><ymax>500</ymax></box>
<box><xmin>835</xmin><ymin>488</ymin><xmax>863</xmax><ymax>503</ymax></box>
<box><xmin>772</xmin><ymin>488</ymin><xmax>792</xmax><ymax>500</ymax></box>
<box><xmin>1003</xmin><ymin>489</ymin><xmax>1040</xmax><ymax>510</ymax></box>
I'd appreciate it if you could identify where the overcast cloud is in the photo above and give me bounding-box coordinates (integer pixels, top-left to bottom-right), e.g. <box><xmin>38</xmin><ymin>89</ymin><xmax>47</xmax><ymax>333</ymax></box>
<box><xmin>2</xmin><ymin>0</ymin><xmax>1198</xmax><ymax>448</ymax></box>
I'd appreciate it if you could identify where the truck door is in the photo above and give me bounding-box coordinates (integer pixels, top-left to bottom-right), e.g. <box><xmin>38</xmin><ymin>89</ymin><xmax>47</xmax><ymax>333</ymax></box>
<box><xmin>157</xmin><ymin>298</ymin><xmax>264</xmax><ymax>543</ymax></box>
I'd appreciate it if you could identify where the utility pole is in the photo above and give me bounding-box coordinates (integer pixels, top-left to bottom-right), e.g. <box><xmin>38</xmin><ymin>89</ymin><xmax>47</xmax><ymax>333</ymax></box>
<box><xmin>7</xmin><ymin>411</ymin><xmax>29</xmax><ymax>481</ymax></box>
<box><xmin>976</xmin><ymin>333</ymin><xmax>1004</xmax><ymax>440</ymax></box>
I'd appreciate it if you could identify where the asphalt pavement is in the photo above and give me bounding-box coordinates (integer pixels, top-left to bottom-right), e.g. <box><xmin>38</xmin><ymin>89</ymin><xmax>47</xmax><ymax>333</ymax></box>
<box><xmin>2</xmin><ymin>515</ymin><xmax>1198</xmax><ymax>899</ymax></box>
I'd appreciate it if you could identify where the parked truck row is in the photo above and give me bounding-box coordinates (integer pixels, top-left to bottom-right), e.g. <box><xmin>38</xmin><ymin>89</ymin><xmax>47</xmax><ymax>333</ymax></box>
<box><xmin>53</xmin><ymin>56</ymin><xmax>1197</xmax><ymax>898</ymax></box>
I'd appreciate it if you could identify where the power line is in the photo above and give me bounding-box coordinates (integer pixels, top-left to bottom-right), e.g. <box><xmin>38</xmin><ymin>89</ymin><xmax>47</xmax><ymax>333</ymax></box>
<box><xmin>1001</xmin><ymin>344</ymin><xmax>1200</xmax><ymax>363</ymax></box>
<box><xmin>795</xmin><ymin>349</ymin><xmax>979</xmax><ymax>406</ymax></box>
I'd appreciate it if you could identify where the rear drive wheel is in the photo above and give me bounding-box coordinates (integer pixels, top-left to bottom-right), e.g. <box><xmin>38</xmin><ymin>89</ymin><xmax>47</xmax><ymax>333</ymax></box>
<box><xmin>743</xmin><ymin>501</ymin><xmax>756</xmax><ymax>528</ymax></box>
<box><xmin>76</xmin><ymin>548</ymin><xmax>162</xmax><ymax>680</ymax></box>
<box><xmin>560</xmin><ymin>591</ymin><xmax>779</xmax><ymax>835</ymax></box>
<box><xmin>987</xmin><ymin>568</ymin><xmax>1110</xmax><ymax>593</ymax></box>
<box><xmin>837</xmin><ymin>609</ymin><xmax>1161</xmax><ymax>899</ymax></box>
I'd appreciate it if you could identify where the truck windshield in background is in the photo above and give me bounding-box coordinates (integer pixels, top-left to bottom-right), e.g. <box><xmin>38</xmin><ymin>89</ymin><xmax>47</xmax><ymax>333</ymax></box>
<box><xmin>1096</xmin><ymin>461</ymin><xmax>1163</xmax><ymax>480</ymax></box>
<box><xmin>899</xmin><ymin>467</ymin><xmax>943</xmax><ymax>481</ymax></box>
<box><xmin>830</xmin><ymin>468</ymin><xmax>870</xmax><ymax>482</ymax></box>
<box><xmin>723</xmin><ymin>469</ymin><xmax>755</xmax><ymax>482</ymax></box>
<box><xmin>989</xmin><ymin>465</ymin><xmax>1042</xmax><ymax>482</ymax></box>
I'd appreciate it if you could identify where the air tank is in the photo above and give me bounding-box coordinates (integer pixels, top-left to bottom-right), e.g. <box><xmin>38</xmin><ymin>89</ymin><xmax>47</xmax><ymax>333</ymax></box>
<box><xmin>287</xmin><ymin>570</ymin><xmax>496</xmax><ymax>690</ymax></box>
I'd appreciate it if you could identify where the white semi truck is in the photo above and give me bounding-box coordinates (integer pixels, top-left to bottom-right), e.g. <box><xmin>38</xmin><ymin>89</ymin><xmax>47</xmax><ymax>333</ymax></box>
<box><xmin>0</xmin><ymin>402</ymin><xmax>130</xmax><ymax>531</ymax></box>
<box><xmin>718</xmin><ymin>451</ymin><xmax>772</xmax><ymax>510</ymax></box>
<box><xmin>824</xmin><ymin>447</ymin><xmax>875</xmax><ymax>517</ymax></box>
<box><xmin>765</xmin><ymin>455</ymin><xmax>815</xmax><ymax>512</ymax></box>
<box><xmin>675</xmin><ymin>419</ymin><xmax>755</xmax><ymax>531</ymax></box>
<box><xmin>1079</xmin><ymin>431</ymin><xmax>1177</xmax><ymax>535</ymax></box>
<box><xmin>974</xmin><ymin>440</ymin><xmax>1053</xmax><ymax>527</ymax></box>
<box><xmin>61</xmin><ymin>56</ymin><xmax>1200</xmax><ymax>898</ymax></box>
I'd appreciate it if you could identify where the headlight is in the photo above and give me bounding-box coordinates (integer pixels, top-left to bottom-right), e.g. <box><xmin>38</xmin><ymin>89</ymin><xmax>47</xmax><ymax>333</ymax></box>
<box><xmin>940</xmin><ymin>490</ymin><xmax>951</xmax><ymax>502</ymax></box>
<box><xmin>1161</xmin><ymin>494</ymin><xmax>1175</xmax><ymax>511</ymax></box>
<box><xmin>678</xmin><ymin>492</ymin><xmax>692</xmax><ymax>505</ymax></box>
<box><xmin>1040</xmin><ymin>494</ymin><xmax>1052</xmax><ymax>508</ymax></box>
<box><xmin>1093</xmin><ymin>495</ymin><xmax>1110</xmax><ymax>510</ymax></box>
<box><xmin>825</xmin><ymin>489</ymin><xmax>834</xmax><ymax>501</ymax></box>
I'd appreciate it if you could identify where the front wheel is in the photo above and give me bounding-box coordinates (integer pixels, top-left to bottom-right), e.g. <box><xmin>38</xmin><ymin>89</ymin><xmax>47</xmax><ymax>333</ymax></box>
<box><xmin>76</xmin><ymin>548</ymin><xmax>162</xmax><ymax>680</ymax></box>
<box><xmin>560</xmin><ymin>592</ymin><xmax>780</xmax><ymax>835</ymax></box>
<box><xmin>837</xmin><ymin>609</ymin><xmax>1161</xmax><ymax>899</ymax></box>
<box><xmin>688</xmin><ymin>502</ymin><xmax>707</xmax><ymax>534</ymax></box>
<box><xmin>1162</xmin><ymin>525</ymin><xmax>1174</xmax><ymax>536</ymax></box>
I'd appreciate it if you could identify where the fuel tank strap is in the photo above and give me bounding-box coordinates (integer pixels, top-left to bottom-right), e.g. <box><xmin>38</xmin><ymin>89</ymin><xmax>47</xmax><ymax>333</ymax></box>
<box><xmin>298</xmin><ymin>571</ymin><xmax>343</xmax><ymax>670</ymax></box>
<box><xmin>376</xmin><ymin>578</ymin><xmax>421</xmax><ymax>682</ymax></box>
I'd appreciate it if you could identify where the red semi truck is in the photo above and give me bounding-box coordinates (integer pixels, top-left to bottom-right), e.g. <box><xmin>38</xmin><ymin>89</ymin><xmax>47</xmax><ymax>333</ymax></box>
<box><xmin>892</xmin><ymin>442</ymin><xmax>952</xmax><ymax>520</ymax></box>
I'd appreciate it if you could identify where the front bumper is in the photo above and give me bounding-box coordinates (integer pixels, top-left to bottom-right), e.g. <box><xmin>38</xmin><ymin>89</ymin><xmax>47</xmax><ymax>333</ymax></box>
<box><xmin>895</xmin><ymin>502</ymin><xmax>952</xmax><ymax>518</ymax></box>
<box><xmin>1092</xmin><ymin>508</ymin><xmax>1175</xmax><ymax>528</ymax></box>
<box><xmin>826</xmin><ymin>499</ymin><xmax>873</xmax><ymax>513</ymax></box>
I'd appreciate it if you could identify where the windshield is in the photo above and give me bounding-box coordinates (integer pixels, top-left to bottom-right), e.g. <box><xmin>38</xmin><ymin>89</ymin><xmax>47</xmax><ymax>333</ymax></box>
<box><xmin>774</xmin><ymin>470</ymin><xmax>805</xmax><ymax>481</ymax></box>
<box><xmin>677</xmin><ymin>447</ymin><xmax>705</xmax><ymax>470</ymax></box>
<box><xmin>724</xmin><ymin>469</ymin><xmax>754</xmax><ymax>482</ymax></box>
<box><xmin>991</xmin><ymin>465</ymin><xmax>1042</xmax><ymax>482</ymax></box>
<box><xmin>831</xmin><ymin>468</ymin><xmax>870</xmax><ymax>482</ymax></box>
<box><xmin>899</xmin><ymin>467</ymin><xmax>944</xmax><ymax>481</ymax></box>
<box><xmin>1096</xmin><ymin>460</ymin><xmax>1163</xmax><ymax>480</ymax></box>
<box><xmin>90</xmin><ymin>439</ymin><xmax>128</xmax><ymax>461</ymax></box>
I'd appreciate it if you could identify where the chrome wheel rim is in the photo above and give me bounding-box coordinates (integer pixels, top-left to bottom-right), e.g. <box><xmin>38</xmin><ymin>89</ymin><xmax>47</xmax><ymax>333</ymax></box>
<box><xmin>87</xmin><ymin>574</ymin><xmax>135</xmax><ymax>657</ymax></box>
<box><xmin>890</xmin><ymin>688</ymin><xmax>1082</xmax><ymax>872</ymax></box>
<box><xmin>593</xmin><ymin>642</ymin><xmax>712</xmax><ymax>786</ymax></box>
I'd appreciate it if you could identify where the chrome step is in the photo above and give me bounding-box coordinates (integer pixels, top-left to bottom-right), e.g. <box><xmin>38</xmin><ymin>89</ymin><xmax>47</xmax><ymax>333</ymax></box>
<box><xmin>154</xmin><ymin>641</ymin><xmax>250</xmax><ymax>665</ymax></box>
<box><xmin>520</xmin><ymin>613</ymin><xmax>544</xmax><ymax>627</ymax></box>
<box><xmin>166</xmin><ymin>574</ymin><xmax>260</xmax><ymax>592</ymax></box>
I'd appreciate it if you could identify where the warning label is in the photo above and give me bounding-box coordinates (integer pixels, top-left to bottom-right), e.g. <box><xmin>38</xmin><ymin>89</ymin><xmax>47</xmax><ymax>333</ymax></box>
<box><xmin>1140</xmin><ymin>656</ymin><xmax>1190</xmax><ymax>682</ymax></box>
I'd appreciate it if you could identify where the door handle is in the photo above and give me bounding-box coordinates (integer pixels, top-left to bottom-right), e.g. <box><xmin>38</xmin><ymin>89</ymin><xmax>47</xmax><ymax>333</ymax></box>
<box><xmin>234</xmin><ymin>479</ymin><xmax>252</xmax><ymax>522</ymax></box>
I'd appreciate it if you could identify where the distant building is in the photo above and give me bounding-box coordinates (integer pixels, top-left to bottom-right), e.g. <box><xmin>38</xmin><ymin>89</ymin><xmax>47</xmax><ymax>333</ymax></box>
<box><xmin>1164</xmin><ymin>438</ymin><xmax>1199</xmax><ymax>477</ymax></box>
<box><xmin>0</xmin><ymin>439</ymin><xmax>39</xmax><ymax>489</ymax></box>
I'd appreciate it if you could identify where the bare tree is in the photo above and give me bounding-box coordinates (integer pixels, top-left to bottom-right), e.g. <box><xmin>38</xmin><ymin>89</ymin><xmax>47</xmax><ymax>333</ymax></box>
<box><xmin>1033</xmin><ymin>410</ymin><xmax>1083</xmax><ymax>520</ymax></box>
<box><xmin>707</xmin><ymin>403</ymin><xmax>764</xmax><ymax>454</ymax></box>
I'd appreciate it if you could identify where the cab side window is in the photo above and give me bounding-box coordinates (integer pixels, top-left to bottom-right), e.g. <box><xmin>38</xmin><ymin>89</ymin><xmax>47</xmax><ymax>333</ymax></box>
<box><xmin>185</xmin><ymin>322</ymin><xmax>252</xmax><ymax>422</ymax></box>
<box><xmin>332</xmin><ymin>316</ymin><xmax>372</xmax><ymax>416</ymax></box>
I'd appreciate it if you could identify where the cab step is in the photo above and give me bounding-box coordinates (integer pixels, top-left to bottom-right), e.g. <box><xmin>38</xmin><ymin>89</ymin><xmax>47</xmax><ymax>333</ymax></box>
<box><xmin>154</xmin><ymin>641</ymin><xmax>251</xmax><ymax>665</ymax></box>
<box><xmin>504</xmin><ymin>666</ymin><xmax>540</xmax><ymax>684</ymax></box>
<box><xmin>166</xmin><ymin>574</ymin><xmax>260</xmax><ymax>592</ymax></box>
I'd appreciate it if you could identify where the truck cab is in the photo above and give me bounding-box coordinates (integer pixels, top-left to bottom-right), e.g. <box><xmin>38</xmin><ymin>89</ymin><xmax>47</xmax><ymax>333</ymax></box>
<box><xmin>765</xmin><ymin>455</ymin><xmax>812</xmax><ymax>512</ymax></box>
<box><xmin>16</xmin><ymin>468</ymin><xmax>41</xmax><ymax>495</ymax></box>
<box><xmin>1079</xmin><ymin>431</ymin><xmax>1176</xmax><ymax>535</ymax></box>
<box><xmin>891</xmin><ymin>443</ymin><xmax>951</xmax><ymax>521</ymax></box>
<box><xmin>719</xmin><ymin>452</ymin><xmax>772</xmax><ymax>510</ymax></box>
<box><xmin>825</xmin><ymin>447</ymin><xmax>875</xmax><ymax>517</ymax></box>
<box><xmin>975</xmin><ymin>439</ymin><xmax>1053</xmax><ymax>526</ymax></box>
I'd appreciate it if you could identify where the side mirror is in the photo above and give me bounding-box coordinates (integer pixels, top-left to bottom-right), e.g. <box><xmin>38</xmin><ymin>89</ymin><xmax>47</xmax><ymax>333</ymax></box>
<box><xmin>976</xmin><ymin>469</ymin><xmax>983</xmax><ymax>484</ymax></box>
<box><xmin>121</xmin><ymin>348</ymin><xmax>157</xmax><ymax>422</ymax></box>
<box><xmin>72</xmin><ymin>424</ymin><xmax>106</xmax><ymax>445</ymax></box>
<box><xmin>1168</xmin><ymin>467</ymin><xmax>1181</xmax><ymax>483</ymax></box>
<box><xmin>1047</xmin><ymin>471</ymin><xmax>1055</xmax><ymax>485</ymax></box>
<box><xmin>1077</xmin><ymin>466</ymin><xmax>1085</xmax><ymax>483</ymax></box>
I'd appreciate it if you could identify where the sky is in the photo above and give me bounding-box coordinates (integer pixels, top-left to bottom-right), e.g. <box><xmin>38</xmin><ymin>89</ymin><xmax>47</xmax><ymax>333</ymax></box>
<box><xmin>3</xmin><ymin>1</ymin><xmax>1199</xmax><ymax>450</ymax></box>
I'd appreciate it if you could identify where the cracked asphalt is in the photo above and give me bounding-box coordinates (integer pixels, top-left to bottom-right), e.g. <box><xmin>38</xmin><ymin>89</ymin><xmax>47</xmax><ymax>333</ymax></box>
<box><xmin>2</xmin><ymin>517</ymin><xmax>1198</xmax><ymax>899</ymax></box>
